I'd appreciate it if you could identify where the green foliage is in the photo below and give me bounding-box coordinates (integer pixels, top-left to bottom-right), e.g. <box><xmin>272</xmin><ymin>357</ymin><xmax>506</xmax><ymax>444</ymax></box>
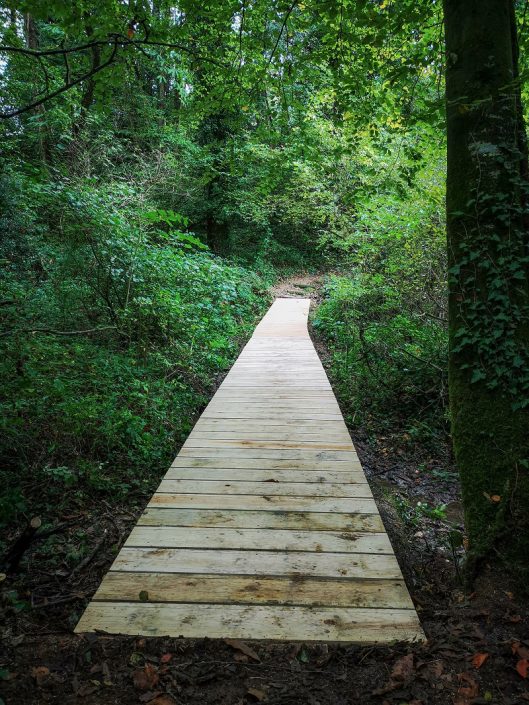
<box><xmin>313</xmin><ymin>148</ymin><xmax>448</xmax><ymax>446</ymax></box>
<box><xmin>394</xmin><ymin>495</ymin><xmax>447</xmax><ymax>528</ymax></box>
<box><xmin>0</xmin><ymin>165</ymin><xmax>268</xmax><ymax>526</ymax></box>
<box><xmin>449</xmin><ymin>139</ymin><xmax>529</xmax><ymax>408</ymax></box>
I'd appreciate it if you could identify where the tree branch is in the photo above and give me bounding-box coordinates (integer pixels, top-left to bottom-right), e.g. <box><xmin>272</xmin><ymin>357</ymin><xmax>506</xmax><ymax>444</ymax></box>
<box><xmin>0</xmin><ymin>38</ymin><xmax>120</xmax><ymax>119</ymax></box>
<box><xmin>266</xmin><ymin>0</ymin><xmax>298</xmax><ymax>68</ymax></box>
<box><xmin>0</xmin><ymin>35</ymin><xmax>228</xmax><ymax>119</ymax></box>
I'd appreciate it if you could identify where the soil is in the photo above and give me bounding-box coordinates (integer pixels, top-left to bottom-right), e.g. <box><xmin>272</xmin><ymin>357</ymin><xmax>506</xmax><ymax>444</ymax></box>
<box><xmin>1</xmin><ymin>275</ymin><xmax>528</xmax><ymax>705</ymax></box>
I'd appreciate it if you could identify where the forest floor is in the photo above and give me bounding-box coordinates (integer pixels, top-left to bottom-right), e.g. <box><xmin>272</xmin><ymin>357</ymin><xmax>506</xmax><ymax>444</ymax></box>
<box><xmin>1</xmin><ymin>275</ymin><xmax>529</xmax><ymax>705</ymax></box>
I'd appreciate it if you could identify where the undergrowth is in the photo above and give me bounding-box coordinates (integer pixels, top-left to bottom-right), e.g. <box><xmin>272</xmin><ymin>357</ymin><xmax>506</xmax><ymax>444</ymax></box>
<box><xmin>0</xmin><ymin>167</ymin><xmax>268</xmax><ymax>534</ymax></box>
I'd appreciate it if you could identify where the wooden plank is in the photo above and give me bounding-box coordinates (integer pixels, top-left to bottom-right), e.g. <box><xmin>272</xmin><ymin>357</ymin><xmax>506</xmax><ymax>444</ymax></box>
<box><xmin>209</xmin><ymin>395</ymin><xmax>338</xmax><ymax>401</ymax></box>
<box><xmin>209</xmin><ymin>394</ymin><xmax>331</xmax><ymax>400</ymax></box>
<box><xmin>125</xmin><ymin>527</ymin><xmax>390</xmax><ymax>553</ymax></box>
<box><xmin>138</xmin><ymin>508</ymin><xmax>385</xmax><ymax>532</ymax></box>
<box><xmin>193</xmin><ymin>419</ymin><xmax>350</xmax><ymax>431</ymax></box>
<box><xmin>170</xmin><ymin>457</ymin><xmax>363</xmax><ymax>470</ymax></box>
<box><xmin>157</xmin><ymin>479</ymin><xmax>372</xmax><ymax>498</ymax></box>
<box><xmin>148</xmin><ymin>494</ymin><xmax>377</xmax><ymax>513</ymax></box>
<box><xmin>93</xmin><ymin>574</ymin><xmax>414</xmax><ymax>609</ymax></box>
<box><xmin>178</xmin><ymin>448</ymin><xmax>358</xmax><ymax>460</ymax></box>
<box><xmin>164</xmin><ymin>468</ymin><xmax>366</xmax><ymax>483</ymax></box>
<box><xmin>188</xmin><ymin>431</ymin><xmax>352</xmax><ymax>442</ymax></box>
<box><xmin>205</xmin><ymin>401</ymin><xmax>340</xmax><ymax>409</ymax></box>
<box><xmin>182</xmin><ymin>440</ymin><xmax>354</xmax><ymax>452</ymax></box>
<box><xmin>76</xmin><ymin>602</ymin><xmax>423</xmax><ymax>642</ymax></box>
<box><xmin>110</xmin><ymin>547</ymin><xmax>402</xmax><ymax>579</ymax></box>
<box><xmin>202</xmin><ymin>411</ymin><xmax>342</xmax><ymax>418</ymax></box>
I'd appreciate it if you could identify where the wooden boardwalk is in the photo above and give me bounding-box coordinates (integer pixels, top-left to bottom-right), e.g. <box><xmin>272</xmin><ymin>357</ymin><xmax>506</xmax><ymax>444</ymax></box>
<box><xmin>76</xmin><ymin>298</ymin><xmax>424</xmax><ymax>642</ymax></box>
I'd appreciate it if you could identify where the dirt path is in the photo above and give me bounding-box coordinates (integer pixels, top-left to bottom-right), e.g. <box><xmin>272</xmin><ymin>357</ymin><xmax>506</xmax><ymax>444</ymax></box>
<box><xmin>270</xmin><ymin>273</ymin><xmax>325</xmax><ymax>301</ymax></box>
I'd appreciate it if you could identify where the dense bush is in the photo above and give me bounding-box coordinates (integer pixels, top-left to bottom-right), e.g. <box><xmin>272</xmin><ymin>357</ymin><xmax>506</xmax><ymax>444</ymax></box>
<box><xmin>0</xmin><ymin>166</ymin><xmax>268</xmax><ymax>528</ymax></box>
<box><xmin>313</xmin><ymin>155</ymin><xmax>449</xmax><ymax>449</ymax></box>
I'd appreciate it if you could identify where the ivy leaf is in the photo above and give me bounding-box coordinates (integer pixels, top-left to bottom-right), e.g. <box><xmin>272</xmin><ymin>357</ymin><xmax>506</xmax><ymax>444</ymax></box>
<box><xmin>470</xmin><ymin>369</ymin><xmax>486</xmax><ymax>383</ymax></box>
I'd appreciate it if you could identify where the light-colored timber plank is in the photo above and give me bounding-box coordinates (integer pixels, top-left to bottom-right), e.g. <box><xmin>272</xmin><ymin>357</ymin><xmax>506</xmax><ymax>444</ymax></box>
<box><xmin>182</xmin><ymin>440</ymin><xmax>354</xmax><ymax>452</ymax></box>
<box><xmin>216</xmin><ymin>385</ymin><xmax>333</xmax><ymax>391</ymax></box>
<box><xmin>164</xmin><ymin>468</ymin><xmax>366</xmax><ymax>483</ymax></box>
<box><xmin>208</xmin><ymin>396</ymin><xmax>338</xmax><ymax>403</ymax></box>
<box><xmin>170</xmin><ymin>457</ymin><xmax>362</xmax><ymax>470</ymax></box>
<box><xmin>202</xmin><ymin>410</ymin><xmax>339</xmax><ymax>418</ymax></box>
<box><xmin>75</xmin><ymin>297</ymin><xmax>424</xmax><ymax>643</ymax></box>
<box><xmin>189</xmin><ymin>431</ymin><xmax>352</xmax><ymax>442</ymax></box>
<box><xmin>111</xmin><ymin>547</ymin><xmax>402</xmax><ymax>579</ymax></box>
<box><xmin>125</xmin><ymin>527</ymin><xmax>390</xmax><ymax>553</ymax></box>
<box><xmin>205</xmin><ymin>402</ymin><xmax>341</xmax><ymax>410</ymax></box>
<box><xmin>138</xmin><ymin>508</ymin><xmax>385</xmax><ymax>532</ymax></box>
<box><xmin>93</xmin><ymin>574</ymin><xmax>414</xmax><ymax>609</ymax></box>
<box><xmin>157</xmin><ymin>480</ymin><xmax>372</xmax><ymax>498</ymax></box>
<box><xmin>75</xmin><ymin>603</ymin><xmax>423</xmax><ymax>642</ymax></box>
<box><xmin>178</xmin><ymin>448</ymin><xmax>358</xmax><ymax>460</ymax></box>
<box><xmin>148</xmin><ymin>494</ymin><xmax>377</xmax><ymax>513</ymax></box>
<box><xmin>193</xmin><ymin>419</ymin><xmax>350</xmax><ymax>431</ymax></box>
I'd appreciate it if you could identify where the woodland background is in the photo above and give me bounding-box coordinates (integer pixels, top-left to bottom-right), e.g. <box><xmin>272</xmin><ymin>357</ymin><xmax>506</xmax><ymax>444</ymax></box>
<box><xmin>1</xmin><ymin>3</ymin><xmax>529</xmax><ymax>703</ymax></box>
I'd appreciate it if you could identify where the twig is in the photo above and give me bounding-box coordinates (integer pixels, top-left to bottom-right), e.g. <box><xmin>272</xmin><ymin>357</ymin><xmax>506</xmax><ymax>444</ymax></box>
<box><xmin>1</xmin><ymin>517</ymin><xmax>42</xmax><ymax>574</ymax></box>
<box><xmin>69</xmin><ymin>532</ymin><xmax>107</xmax><ymax>579</ymax></box>
<box><xmin>395</xmin><ymin>345</ymin><xmax>444</xmax><ymax>372</ymax></box>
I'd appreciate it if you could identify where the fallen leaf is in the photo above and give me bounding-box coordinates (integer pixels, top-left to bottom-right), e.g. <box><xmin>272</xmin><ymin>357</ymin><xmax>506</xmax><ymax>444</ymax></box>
<box><xmin>139</xmin><ymin>691</ymin><xmax>162</xmax><ymax>703</ymax></box>
<box><xmin>490</xmin><ymin>495</ymin><xmax>501</xmax><ymax>503</ymax></box>
<box><xmin>455</xmin><ymin>671</ymin><xmax>479</xmax><ymax>705</ymax></box>
<box><xmin>471</xmin><ymin>652</ymin><xmax>489</xmax><ymax>669</ymax></box>
<box><xmin>419</xmin><ymin>659</ymin><xmax>444</xmax><ymax>679</ymax></box>
<box><xmin>102</xmin><ymin>662</ymin><xmax>112</xmax><ymax>687</ymax></box>
<box><xmin>77</xmin><ymin>683</ymin><xmax>100</xmax><ymax>697</ymax></box>
<box><xmin>133</xmin><ymin>664</ymin><xmax>159</xmax><ymax>691</ymax></box>
<box><xmin>139</xmin><ymin>590</ymin><xmax>149</xmax><ymax>602</ymax></box>
<box><xmin>508</xmin><ymin>614</ymin><xmax>522</xmax><ymax>623</ymax></box>
<box><xmin>150</xmin><ymin>696</ymin><xmax>176</xmax><ymax>705</ymax></box>
<box><xmin>391</xmin><ymin>653</ymin><xmax>414</xmax><ymax>681</ymax></box>
<box><xmin>160</xmin><ymin>653</ymin><xmax>172</xmax><ymax>664</ymax></box>
<box><xmin>516</xmin><ymin>659</ymin><xmax>529</xmax><ymax>679</ymax></box>
<box><xmin>297</xmin><ymin>646</ymin><xmax>310</xmax><ymax>663</ymax></box>
<box><xmin>224</xmin><ymin>638</ymin><xmax>260</xmax><ymax>662</ymax></box>
<box><xmin>512</xmin><ymin>642</ymin><xmax>529</xmax><ymax>660</ymax></box>
<box><xmin>31</xmin><ymin>666</ymin><xmax>50</xmax><ymax>686</ymax></box>
<box><xmin>247</xmin><ymin>687</ymin><xmax>267</xmax><ymax>701</ymax></box>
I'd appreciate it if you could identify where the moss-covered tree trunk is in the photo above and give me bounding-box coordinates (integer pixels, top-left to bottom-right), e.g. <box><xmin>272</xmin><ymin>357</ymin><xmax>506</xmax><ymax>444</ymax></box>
<box><xmin>444</xmin><ymin>0</ymin><xmax>529</xmax><ymax>578</ymax></box>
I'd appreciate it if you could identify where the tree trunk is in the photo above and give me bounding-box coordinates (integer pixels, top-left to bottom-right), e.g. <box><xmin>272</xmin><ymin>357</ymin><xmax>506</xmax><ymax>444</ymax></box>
<box><xmin>24</xmin><ymin>13</ymin><xmax>50</xmax><ymax>163</ymax></box>
<box><xmin>444</xmin><ymin>0</ymin><xmax>529</xmax><ymax>579</ymax></box>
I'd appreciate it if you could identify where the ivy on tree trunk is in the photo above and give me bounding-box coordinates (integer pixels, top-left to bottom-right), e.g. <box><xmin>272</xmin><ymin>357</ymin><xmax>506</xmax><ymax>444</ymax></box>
<box><xmin>444</xmin><ymin>0</ymin><xmax>529</xmax><ymax>578</ymax></box>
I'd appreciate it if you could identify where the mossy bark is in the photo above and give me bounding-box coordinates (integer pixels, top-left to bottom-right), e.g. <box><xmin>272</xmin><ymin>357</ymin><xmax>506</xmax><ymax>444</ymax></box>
<box><xmin>444</xmin><ymin>0</ymin><xmax>529</xmax><ymax>578</ymax></box>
